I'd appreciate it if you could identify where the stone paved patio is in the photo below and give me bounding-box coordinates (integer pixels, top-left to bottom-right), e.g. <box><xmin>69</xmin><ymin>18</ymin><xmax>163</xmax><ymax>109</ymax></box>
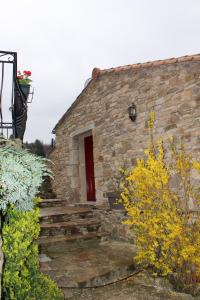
<box><xmin>40</xmin><ymin>239</ymin><xmax>136</xmax><ymax>288</ymax></box>
<box><xmin>39</xmin><ymin>239</ymin><xmax>200</xmax><ymax>299</ymax></box>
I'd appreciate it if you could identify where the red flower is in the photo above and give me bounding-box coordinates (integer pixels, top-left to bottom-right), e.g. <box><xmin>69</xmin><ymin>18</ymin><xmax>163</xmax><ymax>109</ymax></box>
<box><xmin>17</xmin><ymin>69</ymin><xmax>32</xmax><ymax>84</ymax></box>
<box><xmin>23</xmin><ymin>70</ymin><xmax>31</xmax><ymax>76</ymax></box>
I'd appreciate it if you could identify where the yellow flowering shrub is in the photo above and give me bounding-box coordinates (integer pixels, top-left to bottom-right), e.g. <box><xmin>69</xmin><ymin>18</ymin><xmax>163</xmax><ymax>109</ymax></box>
<box><xmin>120</xmin><ymin>113</ymin><xmax>200</xmax><ymax>291</ymax></box>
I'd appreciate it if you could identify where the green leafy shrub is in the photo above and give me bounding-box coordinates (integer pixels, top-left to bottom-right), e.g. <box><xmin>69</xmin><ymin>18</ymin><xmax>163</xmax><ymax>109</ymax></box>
<box><xmin>2</xmin><ymin>206</ymin><xmax>64</xmax><ymax>300</ymax></box>
<box><xmin>0</xmin><ymin>146</ymin><xmax>52</xmax><ymax>211</ymax></box>
<box><xmin>0</xmin><ymin>144</ymin><xmax>63</xmax><ymax>299</ymax></box>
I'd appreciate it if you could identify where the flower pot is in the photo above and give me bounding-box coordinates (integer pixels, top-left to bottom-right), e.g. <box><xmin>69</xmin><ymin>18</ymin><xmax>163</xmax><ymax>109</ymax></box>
<box><xmin>107</xmin><ymin>192</ymin><xmax>124</xmax><ymax>210</ymax></box>
<box><xmin>19</xmin><ymin>84</ymin><xmax>30</xmax><ymax>100</ymax></box>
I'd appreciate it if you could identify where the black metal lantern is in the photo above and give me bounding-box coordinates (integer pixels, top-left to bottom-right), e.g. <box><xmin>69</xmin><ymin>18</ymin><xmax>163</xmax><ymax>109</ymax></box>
<box><xmin>128</xmin><ymin>103</ymin><xmax>137</xmax><ymax>121</ymax></box>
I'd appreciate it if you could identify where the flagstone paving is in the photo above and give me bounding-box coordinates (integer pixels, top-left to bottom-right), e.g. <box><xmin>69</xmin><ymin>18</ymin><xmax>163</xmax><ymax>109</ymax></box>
<box><xmin>39</xmin><ymin>239</ymin><xmax>137</xmax><ymax>288</ymax></box>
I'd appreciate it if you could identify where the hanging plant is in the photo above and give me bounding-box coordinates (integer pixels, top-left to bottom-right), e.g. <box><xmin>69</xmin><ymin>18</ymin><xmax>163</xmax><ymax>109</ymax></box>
<box><xmin>17</xmin><ymin>70</ymin><xmax>32</xmax><ymax>99</ymax></box>
<box><xmin>17</xmin><ymin>70</ymin><xmax>32</xmax><ymax>85</ymax></box>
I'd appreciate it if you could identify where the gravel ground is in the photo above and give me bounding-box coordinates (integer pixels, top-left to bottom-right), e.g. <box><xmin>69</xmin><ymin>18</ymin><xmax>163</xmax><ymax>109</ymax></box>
<box><xmin>63</xmin><ymin>271</ymin><xmax>200</xmax><ymax>300</ymax></box>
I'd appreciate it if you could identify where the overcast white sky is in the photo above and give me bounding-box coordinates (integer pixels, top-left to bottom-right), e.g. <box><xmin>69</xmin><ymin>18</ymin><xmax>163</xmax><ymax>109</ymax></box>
<box><xmin>1</xmin><ymin>0</ymin><xmax>200</xmax><ymax>143</ymax></box>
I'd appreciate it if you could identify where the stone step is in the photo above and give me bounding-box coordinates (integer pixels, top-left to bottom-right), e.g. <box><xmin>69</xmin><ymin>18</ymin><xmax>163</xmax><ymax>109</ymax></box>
<box><xmin>39</xmin><ymin>199</ymin><xmax>68</xmax><ymax>208</ymax></box>
<box><xmin>73</xmin><ymin>202</ymin><xmax>109</xmax><ymax>210</ymax></box>
<box><xmin>39</xmin><ymin>240</ymin><xmax>136</xmax><ymax>288</ymax></box>
<box><xmin>40</xmin><ymin>219</ymin><xmax>101</xmax><ymax>237</ymax></box>
<box><xmin>53</xmin><ymin>264</ymin><xmax>136</xmax><ymax>288</ymax></box>
<box><xmin>40</xmin><ymin>206</ymin><xmax>93</xmax><ymax>223</ymax></box>
<box><xmin>38</xmin><ymin>232</ymin><xmax>110</xmax><ymax>252</ymax></box>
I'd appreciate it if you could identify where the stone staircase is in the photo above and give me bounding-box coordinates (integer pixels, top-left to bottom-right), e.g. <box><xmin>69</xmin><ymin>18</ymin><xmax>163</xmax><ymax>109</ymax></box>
<box><xmin>38</xmin><ymin>199</ymin><xmax>136</xmax><ymax>293</ymax></box>
<box><xmin>38</xmin><ymin>199</ymin><xmax>109</xmax><ymax>251</ymax></box>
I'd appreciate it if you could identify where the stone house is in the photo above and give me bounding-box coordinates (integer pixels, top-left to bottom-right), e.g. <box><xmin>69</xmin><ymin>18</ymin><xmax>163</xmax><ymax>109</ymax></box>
<box><xmin>49</xmin><ymin>54</ymin><xmax>200</xmax><ymax>209</ymax></box>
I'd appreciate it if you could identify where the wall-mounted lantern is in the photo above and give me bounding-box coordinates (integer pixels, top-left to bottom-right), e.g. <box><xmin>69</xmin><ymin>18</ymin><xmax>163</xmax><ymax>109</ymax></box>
<box><xmin>128</xmin><ymin>103</ymin><xmax>137</xmax><ymax>121</ymax></box>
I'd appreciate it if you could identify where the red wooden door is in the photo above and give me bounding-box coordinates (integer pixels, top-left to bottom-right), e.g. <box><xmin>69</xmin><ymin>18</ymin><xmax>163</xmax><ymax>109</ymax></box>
<box><xmin>84</xmin><ymin>135</ymin><xmax>96</xmax><ymax>201</ymax></box>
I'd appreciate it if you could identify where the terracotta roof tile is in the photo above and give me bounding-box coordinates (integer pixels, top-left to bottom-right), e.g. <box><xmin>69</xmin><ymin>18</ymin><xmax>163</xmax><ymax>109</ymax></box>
<box><xmin>140</xmin><ymin>62</ymin><xmax>153</xmax><ymax>68</ymax></box>
<box><xmin>92</xmin><ymin>68</ymin><xmax>101</xmax><ymax>79</ymax></box>
<box><xmin>153</xmin><ymin>60</ymin><xmax>164</xmax><ymax>66</ymax></box>
<box><xmin>192</xmin><ymin>55</ymin><xmax>200</xmax><ymax>61</ymax></box>
<box><xmin>92</xmin><ymin>53</ymin><xmax>200</xmax><ymax>79</ymax></box>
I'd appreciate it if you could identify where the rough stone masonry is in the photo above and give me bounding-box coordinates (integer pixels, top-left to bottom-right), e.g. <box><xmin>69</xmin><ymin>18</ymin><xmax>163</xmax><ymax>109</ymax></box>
<box><xmin>49</xmin><ymin>54</ymin><xmax>200</xmax><ymax>209</ymax></box>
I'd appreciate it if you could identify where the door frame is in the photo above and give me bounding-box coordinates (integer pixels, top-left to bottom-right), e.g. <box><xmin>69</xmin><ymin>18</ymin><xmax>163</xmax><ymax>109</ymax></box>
<box><xmin>77</xmin><ymin>130</ymin><xmax>96</xmax><ymax>203</ymax></box>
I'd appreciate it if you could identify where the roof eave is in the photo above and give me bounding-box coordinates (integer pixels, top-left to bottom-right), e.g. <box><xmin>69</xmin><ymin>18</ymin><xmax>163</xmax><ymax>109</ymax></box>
<box><xmin>52</xmin><ymin>53</ymin><xmax>200</xmax><ymax>133</ymax></box>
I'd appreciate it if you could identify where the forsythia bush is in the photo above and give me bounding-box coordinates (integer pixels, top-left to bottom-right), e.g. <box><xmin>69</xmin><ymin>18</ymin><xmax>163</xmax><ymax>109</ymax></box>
<box><xmin>2</xmin><ymin>206</ymin><xmax>64</xmax><ymax>300</ymax></box>
<box><xmin>120</xmin><ymin>112</ymin><xmax>200</xmax><ymax>291</ymax></box>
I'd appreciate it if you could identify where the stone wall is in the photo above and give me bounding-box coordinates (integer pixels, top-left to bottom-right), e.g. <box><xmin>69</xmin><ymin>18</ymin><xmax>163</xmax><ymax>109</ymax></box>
<box><xmin>49</xmin><ymin>60</ymin><xmax>200</xmax><ymax>205</ymax></box>
<box><xmin>93</xmin><ymin>208</ymin><xmax>135</xmax><ymax>242</ymax></box>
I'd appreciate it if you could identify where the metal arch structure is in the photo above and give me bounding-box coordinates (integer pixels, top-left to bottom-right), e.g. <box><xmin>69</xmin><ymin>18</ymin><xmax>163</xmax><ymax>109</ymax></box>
<box><xmin>0</xmin><ymin>50</ymin><xmax>28</xmax><ymax>141</ymax></box>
